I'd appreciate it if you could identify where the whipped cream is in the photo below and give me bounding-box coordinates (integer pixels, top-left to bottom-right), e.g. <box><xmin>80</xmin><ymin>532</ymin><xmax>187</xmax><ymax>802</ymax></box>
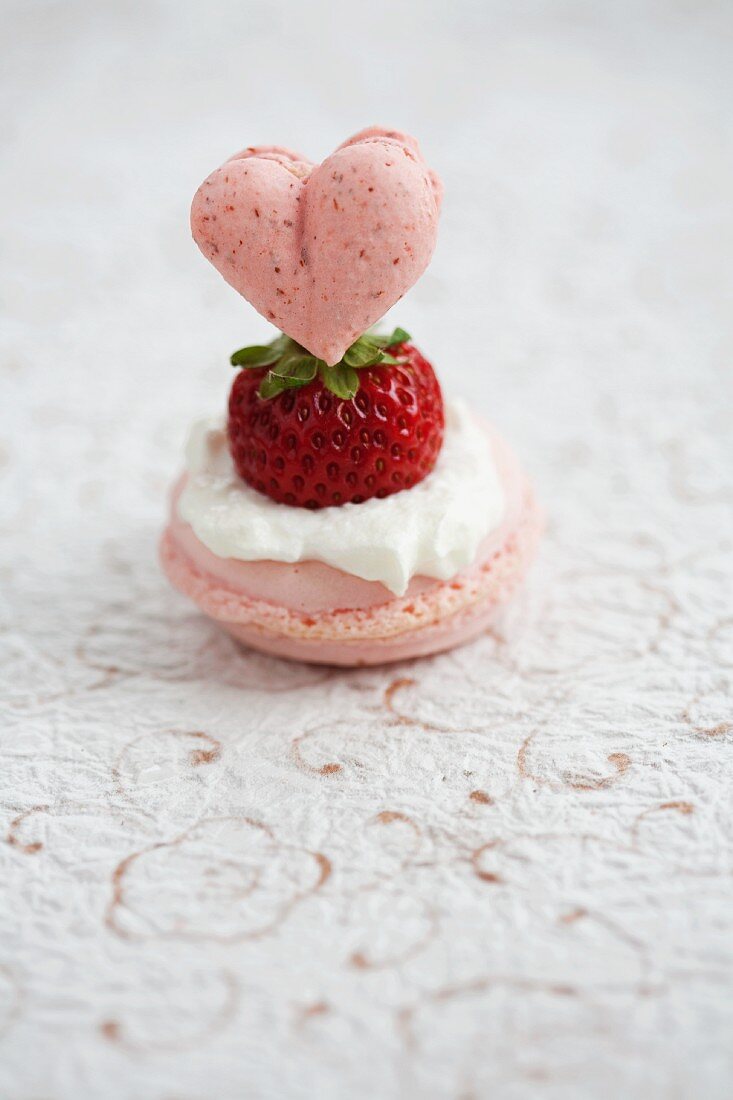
<box><xmin>177</xmin><ymin>400</ymin><xmax>504</xmax><ymax>595</ymax></box>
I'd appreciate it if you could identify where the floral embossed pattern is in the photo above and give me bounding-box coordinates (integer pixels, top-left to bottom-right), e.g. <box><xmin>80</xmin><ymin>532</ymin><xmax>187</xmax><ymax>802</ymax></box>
<box><xmin>1</xmin><ymin>5</ymin><xmax>732</xmax><ymax>1100</ymax></box>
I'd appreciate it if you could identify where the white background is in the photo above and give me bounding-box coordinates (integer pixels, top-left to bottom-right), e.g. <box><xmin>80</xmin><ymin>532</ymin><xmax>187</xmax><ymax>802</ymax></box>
<box><xmin>1</xmin><ymin>1</ymin><xmax>732</xmax><ymax>1098</ymax></box>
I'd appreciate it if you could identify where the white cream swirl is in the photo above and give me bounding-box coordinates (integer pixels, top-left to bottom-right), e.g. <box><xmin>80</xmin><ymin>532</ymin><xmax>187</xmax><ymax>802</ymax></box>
<box><xmin>177</xmin><ymin>399</ymin><xmax>504</xmax><ymax>595</ymax></box>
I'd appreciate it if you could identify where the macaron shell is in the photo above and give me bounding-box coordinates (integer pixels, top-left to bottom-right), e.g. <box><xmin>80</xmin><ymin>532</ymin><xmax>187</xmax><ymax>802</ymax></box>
<box><xmin>217</xmin><ymin>590</ymin><xmax>515</xmax><ymax>667</ymax></box>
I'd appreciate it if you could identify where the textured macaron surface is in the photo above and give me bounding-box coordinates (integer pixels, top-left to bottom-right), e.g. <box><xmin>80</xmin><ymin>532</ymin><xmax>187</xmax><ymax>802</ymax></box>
<box><xmin>190</xmin><ymin>127</ymin><xmax>442</xmax><ymax>365</ymax></box>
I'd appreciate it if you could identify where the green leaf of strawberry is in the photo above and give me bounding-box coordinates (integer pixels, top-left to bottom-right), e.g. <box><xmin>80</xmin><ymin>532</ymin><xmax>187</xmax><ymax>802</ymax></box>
<box><xmin>231</xmin><ymin>325</ymin><xmax>411</xmax><ymax>401</ymax></box>
<box><xmin>275</xmin><ymin>354</ymin><xmax>320</xmax><ymax>383</ymax></box>
<box><xmin>257</xmin><ymin>371</ymin><xmax>288</xmax><ymax>399</ymax></box>
<box><xmin>230</xmin><ymin>344</ymin><xmax>283</xmax><ymax>368</ymax></box>
<box><xmin>231</xmin><ymin>333</ymin><xmax>294</xmax><ymax>367</ymax></box>
<box><xmin>258</xmin><ymin>354</ymin><xmax>319</xmax><ymax>398</ymax></box>
<box><xmin>369</xmin><ymin>326</ymin><xmax>411</xmax><ymax>349</ymax></box>
<box><xmin>318</xmin><ymin>362</ymin><xmax>360</xmax><ymax>399</ymax></box>
<box><xmin>342</xmin><ymin>335</ymin><xmax>384</xmax><ymax>368</ymax></box>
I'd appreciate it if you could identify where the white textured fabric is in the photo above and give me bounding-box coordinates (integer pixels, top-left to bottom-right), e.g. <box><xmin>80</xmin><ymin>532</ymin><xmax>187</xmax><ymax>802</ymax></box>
<box><xmin>1</xmin><ymin>2</ymin><xmax>732</xmax><ymax>1099</ymax></box>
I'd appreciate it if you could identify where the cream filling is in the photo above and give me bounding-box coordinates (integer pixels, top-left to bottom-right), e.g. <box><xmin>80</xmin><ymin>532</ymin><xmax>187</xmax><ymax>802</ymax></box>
<box><xmin>177</xmin><ymin>399</ymin><xmax>504</xmax><ymax>596</ymax></box>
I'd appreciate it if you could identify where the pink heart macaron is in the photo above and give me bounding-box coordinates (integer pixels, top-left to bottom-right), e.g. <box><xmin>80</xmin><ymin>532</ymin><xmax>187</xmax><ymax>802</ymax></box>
<box><xmin>190</xmin><ymin>127</ymin><xmax>442</xmax><ymax>365</ymax></box>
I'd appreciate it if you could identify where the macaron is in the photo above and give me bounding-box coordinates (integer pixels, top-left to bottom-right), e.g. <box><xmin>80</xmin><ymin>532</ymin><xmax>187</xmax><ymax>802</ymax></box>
<box><xmin>160</xmin><ymin>424</ymin><xmax>540</xmax><ymax>667</ymax></box>
<box><xmin>190</xmin><ymin>127</ymin><xmax>442</xmax><ymax>366</ymax></box>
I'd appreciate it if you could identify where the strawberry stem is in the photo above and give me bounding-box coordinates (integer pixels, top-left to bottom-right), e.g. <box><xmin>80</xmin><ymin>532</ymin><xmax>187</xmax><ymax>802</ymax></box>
<box><xmin>230</xmin><ymin>327</ymin><xmax>411</xmax><ymax>401</ymax></box>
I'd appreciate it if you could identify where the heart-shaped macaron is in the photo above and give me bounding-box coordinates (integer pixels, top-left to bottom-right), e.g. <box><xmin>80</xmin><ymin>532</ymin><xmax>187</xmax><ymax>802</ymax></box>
<box><xmin>191</xmin><ymin>127</ymin><xmax>442</xmax><ymax>365</ymax></box>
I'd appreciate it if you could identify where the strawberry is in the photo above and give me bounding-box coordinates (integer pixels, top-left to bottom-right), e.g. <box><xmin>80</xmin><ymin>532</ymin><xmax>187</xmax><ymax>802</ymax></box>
<box><xmin>227</xmin><ymin>328</ymin><xmax>444</xmax><ymax>509</ymax></box>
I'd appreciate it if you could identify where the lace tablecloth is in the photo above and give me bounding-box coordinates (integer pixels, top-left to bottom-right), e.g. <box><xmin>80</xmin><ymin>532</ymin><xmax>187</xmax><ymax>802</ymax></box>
<box><xmin>1</xmin><ymin>3</ymin><xmax>731</xmax><ymax>1097</ymax></box>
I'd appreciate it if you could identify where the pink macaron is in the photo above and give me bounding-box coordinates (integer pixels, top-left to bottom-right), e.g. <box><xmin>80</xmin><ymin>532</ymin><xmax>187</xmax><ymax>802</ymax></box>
<box><xmin>190</xmin><ymin>127</ymin><xmax>442</xmax><ymax>366</ymax></box>
<box><xmin>160</xmin><ymin>426</ymin><xmax>541</xmax><ymax>667</ymax></box>
<box><xmin>163</xmin><ymin>127</ymin><xmax>541</xmax><ymax>664</ymax></box>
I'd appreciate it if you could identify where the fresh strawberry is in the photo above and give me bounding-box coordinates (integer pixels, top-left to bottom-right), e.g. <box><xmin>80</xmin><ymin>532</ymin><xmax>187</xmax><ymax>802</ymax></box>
<box><xmin>227</xmin><ymin>328</ymin><xmax>444</xmax><ymax>509</ymax></box>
